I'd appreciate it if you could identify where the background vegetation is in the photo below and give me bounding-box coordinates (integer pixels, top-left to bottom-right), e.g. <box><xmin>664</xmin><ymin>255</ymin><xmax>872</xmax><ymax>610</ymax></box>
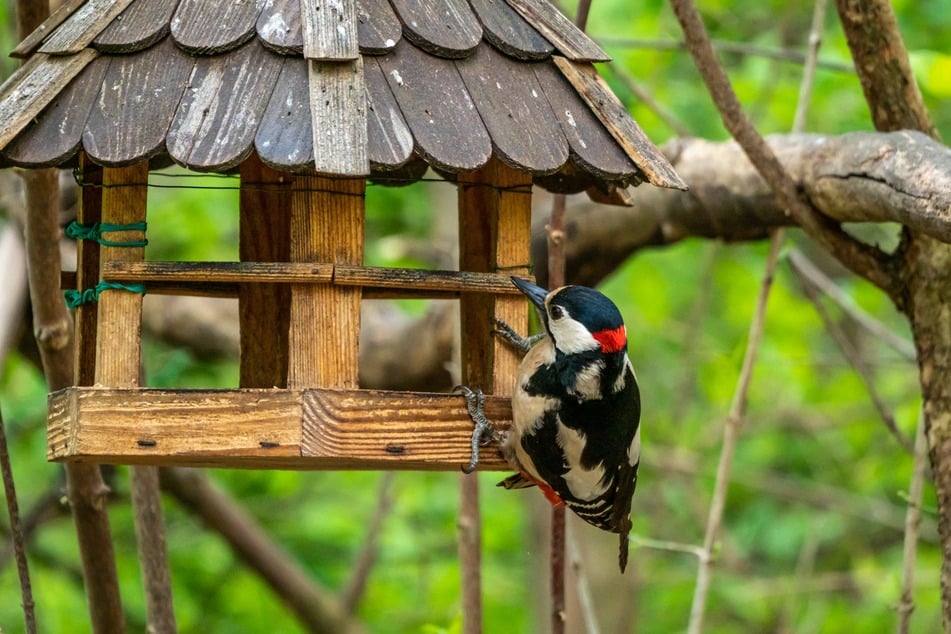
<box><xmin>2</xmin><ymin>0</ymin><xmax>949</xmax><ymax>632</ymax></box>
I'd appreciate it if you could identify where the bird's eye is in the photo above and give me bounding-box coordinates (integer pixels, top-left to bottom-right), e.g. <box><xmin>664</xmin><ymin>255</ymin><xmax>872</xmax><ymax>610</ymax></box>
<box><xmin>550</xmin><ymin>305</ymin><xmax>564</xmax><ymax>320</ymax></box>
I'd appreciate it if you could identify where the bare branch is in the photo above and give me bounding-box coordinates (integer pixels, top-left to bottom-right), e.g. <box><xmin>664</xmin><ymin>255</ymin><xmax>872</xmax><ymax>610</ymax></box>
<box><xmin>898</xmin><ymin>412</ymin><xmax>928</xmax><ymax>633</ymax></box>
<box><xmin>341</xmin><ymin>473</ymin><xmax>394</xmax><ymax>615</ymax></box>
<box><xmin>668</xmin><ymin>0</ymin><xmax>898</xmax><ymax>296</ymax></box>
<box><xmin>0</xmin><ymin>404</ymin><xmax>36</xmax><ymax>633</ymax></box>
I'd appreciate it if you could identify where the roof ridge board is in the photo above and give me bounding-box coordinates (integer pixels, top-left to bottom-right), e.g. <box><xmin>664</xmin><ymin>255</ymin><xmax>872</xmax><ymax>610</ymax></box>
<box><xmin>257</xmin><ymin>0</ymin><xmax>401</xmax><ymax>57</ymax></box>
<box><xmin>93</xmin><ymin>0</ymin><xmax>179</xmax><ymax>54</ymax></box>
<box><xmin>502</xmin><ymin>0</ymin><xmax>609</xmax><ymax>62</ymax></box>
<box><xmin>301</xmin><ymin>0</ymin><xmax>359</xmax><ymax>60</ymax></box>
<box><xmin>38</xmin><ymin>0</ymin><xmax>139</xmax><ymax>55</ymax></box>
<box><xmin>11</xmin><ymin>0</ymin><xmax>88</xmax><ymax>59</ymax></box>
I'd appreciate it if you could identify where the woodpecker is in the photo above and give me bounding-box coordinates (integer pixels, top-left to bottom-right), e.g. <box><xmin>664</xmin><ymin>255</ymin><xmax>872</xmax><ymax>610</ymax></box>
<box><xmin>459</xmin><ymin>277</ymin><xmax>641</xmax><ymax>572</ymax></box>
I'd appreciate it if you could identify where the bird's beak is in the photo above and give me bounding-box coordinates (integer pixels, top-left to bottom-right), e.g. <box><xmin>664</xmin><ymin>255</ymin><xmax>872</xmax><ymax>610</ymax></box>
<box><xmin>511</xmin><ymin>277</ymin><xmax>548</xmax><ymax>312</ymax></box>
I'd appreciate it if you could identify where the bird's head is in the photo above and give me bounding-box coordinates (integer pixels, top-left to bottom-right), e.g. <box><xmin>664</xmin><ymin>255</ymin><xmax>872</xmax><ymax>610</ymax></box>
<box><xmin>511</xmin><ymin>277</ymin><xmax>627</xmax><ymax>356</ymax></box>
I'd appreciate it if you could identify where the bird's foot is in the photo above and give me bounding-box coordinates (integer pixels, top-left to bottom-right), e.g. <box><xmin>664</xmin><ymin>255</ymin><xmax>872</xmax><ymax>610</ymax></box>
<box><xmin>454</xmin><ymin>386</ymin><xmax>502</xmax><ymax>474</ymax></box>
<box><xmin>492</xmin><ymin>317</ymin><xmax>543</xmax><ymax>353</ymax></box>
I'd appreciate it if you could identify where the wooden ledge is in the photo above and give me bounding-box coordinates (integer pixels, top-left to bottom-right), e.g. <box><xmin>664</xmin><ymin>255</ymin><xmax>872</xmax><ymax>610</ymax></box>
<box><xmin>48</xmin><ymin>387</ymin><xmax>512</xmax><ymax>471</ymax></box>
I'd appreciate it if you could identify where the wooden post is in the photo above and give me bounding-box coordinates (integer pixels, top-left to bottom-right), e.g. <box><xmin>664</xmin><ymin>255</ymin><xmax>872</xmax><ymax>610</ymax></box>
<box><xmin>457</xmin><ymin>156</ymin><xmax>533</xmax><ymax>634</ymax></box>
<box><xmin>74</xmin><ymin>153</ymin><xmax>101</xmax><ymax>386</ymax></box>
<box><xmin>239</xmin><ymin>154</ymin><xmax>291</xmax><ymax>388</ymax></box>
<box><xmin>287</xmin><ymin>175</ymin><xmax>365</xmax><ymax>389</ymax></box>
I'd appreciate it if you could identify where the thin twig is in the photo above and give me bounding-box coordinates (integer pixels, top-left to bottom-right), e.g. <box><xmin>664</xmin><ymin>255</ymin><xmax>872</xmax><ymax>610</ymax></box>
<box><xmin>788</xmin><ymin>250</ymin><xmax>916</xmax><ymax>361</ymax></box>
<box><xmin>686</xmin><ymin>229</ymin><xmax>785</xmax><ymax>634</ymax></box>
<box><xmin>342</xmin><ymin>472</ymin><xmax>395</xmax><ymax>615</ymax></box>
<box><xmin>669</xmin><ymin>0</ymin><xmax>897</xmax><ymax>297</ymax></box>
<box><xmin>795</xmin><ymin>264</ymin><xmax>914</xmax><ymax>452</ymax></box>
<box><xmin>897</xmin><ymin>411</ymin><xmax>928</xmax><ymax>633</ymax></box>
<box><xmin>0</xmin><ymin>404</ymin><xmax>36</xmax><ymax>634</ymax></box>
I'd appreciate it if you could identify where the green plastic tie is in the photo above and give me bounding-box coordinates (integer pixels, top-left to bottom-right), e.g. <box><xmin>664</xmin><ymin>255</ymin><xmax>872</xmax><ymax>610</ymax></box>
<box><xmin>65</xmin><ymin>281</ymin><xmax>147</xmax><ymax>308</ymax></box>
<box><xmin>65</xmin><ymin>221</ymin><xmax>148</xmax><ymax>247</ymax></box>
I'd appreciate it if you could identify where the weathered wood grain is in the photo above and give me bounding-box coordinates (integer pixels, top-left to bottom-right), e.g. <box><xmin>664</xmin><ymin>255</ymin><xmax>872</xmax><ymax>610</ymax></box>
<box><xmin>167</xmin><ymin>41</ymin><xmax>283</xmax><ymax>171</ymax></box>
<box><xmin>83</xmin><ymin>37</ymin><xmax>193</xmax><ymax>166</ymax></box>
<box><xmin>365</xmin><ymin>57</ymin><xmax>413</xmax><ymax>169</ymax></box>
<box><xmin>256</xmin><ymin>57</ymin><xmax>313</xmax><ymax>171</ymax></box>
<box><xmin>308</xmin><ymin>57</ymin><xmax>369</xmax><ymax>175</ymax></box>
<box><xmin>379</xmin><ymin>41</ymin><xmax>491</xmax><ymax>172</ymax></box>
<box><xmin>4</xmin><ymin>56</ymin><xmax>108</xmax><ymax>167</ymax></box>
<box><xmin>389</xmin><ymin>0</ymin><xmax>481</xmax><ymax>58</ymax></box>
<box><xmin>95</xmin><ymin>163</ymin><xmax>148</xmax><ymax>391</ymax></box>
<box><xmin>469</xmin><ymin>0</ymin><xmax>553</xmax><ymax>60</ymax></box>
<box><xmin>301</xmin><ymin>0</ymin><xmax>359</xmax><ymax>60</ymax></box>
<box><xmin>457</xmin><ymin>45</ymin><xmax>567</xmax><ymax>174</ymax></box>
<box><xmin>102</xmin><ymin>261</ymin><xmax>335</xmax><ymax>285</ymax></box>
<box><xmin>170</xmin><ymin>0</ymin><xmax>263</xmax><ymax>54</ymax></box>
<box><xmin>94</xmin><ymin>1</ymin><xmax>176</xmax><ymax>53</ymax></box>
<box><xmin>333</xmin><ymin>265</ymin><xmax>531</xmax><ymax>294</ymax></box>
<box><xmin>47</xmin><ymin>387</ymin><xmax>512</xmax><ymax>469</ymax></box>
<box><xmin>458</xmin><ymin>156</ymin><xmax>532</xmax><ymax>396</ymax></box>
<box><xmin>11</xmin><ymin>0</ymin><xmax>87</xmax><ymax>58</ymax></box>
<box><xmin>39</xmin><ymin>0</ymin><xmax>138</xmax><ymax>55</ymax></box>
<box><xmin>553</xmin><ymin>56</ymin><xmax>687</xmax><ymax>190</ymax></box>
<box><xmin>533</xmin><ymin>60</ymin><xmax>635</xmax><ymax>179</ymax></box>
<box><xmin>239</xmin><ymin>154</ymin><xmax>291</xmax><ymax>389</ymax></box>
<box><xmin>287</xmin><ymin>176</ymin><xmax>364</xmax><ymax>389</ymax></box>
<box><xmin>257</xmin><ymin>0</ymin><xmax>303</xmax><ymax>54</ymax></box>
<box><xmin>0</xmin><ymin>50</ymin><xmax>98</xmax><ymax>152</ymax></box>
<box><xmin>355</xmin><ymin>0</ymin><xmax>401</xmax><ymax>54</ymax></box>
<box><xmin>502</xmin><ymin>0</ymin><xmax>609</xmax><ymax>62</ymax></box>
<box><xmin>73</xmin><ymin>153</ymin><xmax>103</xmax><ymax>386</ymax></box>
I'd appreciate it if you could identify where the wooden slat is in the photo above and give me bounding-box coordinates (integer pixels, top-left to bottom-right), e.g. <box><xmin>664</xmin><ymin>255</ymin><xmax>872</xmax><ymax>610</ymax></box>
<box><xmin>388</xmin><ymin>0</ymin><xmax>481</xmax><ymax>58</ymax></box>
<box><xmin>456</xmin><ymin>44</ymin><xmax>567</xmax><ymax>174</ymax></box>
<box><xmin>287</xmin><ymin>175</ymin><xmax>365</xmax><ymax>389</ymax></box>
<box><xmin>333</xmin><ymin>265</ymin><xmax>530</xmax><ymax>293</ymax></box>
<box><xmin>301</xmin><ymin>0</ymin><xmax>359</xmax><ymax>60</ymax></box>
<box><xmin>502</xmin><ymin>0</ymin><xmax>609</xmax><ymax>62</ymax></box>
<box><xmin>256</xmin><ymin>57</ymin><xmax>314</xmax><ymax>171</ymax></box>
<box><xmin>39</xmin><ymin>0</ymin><xmax>137</xmax><ymax>55</ymax></box>
<box><xmin>553</xmin><ymin>56</ymin><xmax>688</xmax><ymax>190</ymax></box>
<box><xmin>533</xmin><ymin>61</ymin><xmax>635</xmax><ymax>179</ymax></box>
<box><xmin>3</xmin><ymin>56</ymin><xmax>108</xmax><ymax>167</ymax></box>
<box><xmin>458</xmin><ymin>156</ymin><xmax>532</xmax><ymax>396</ymax></box>
<box><xmin>167</xmin><ymin>42</ymin><xmax>284</xmax><ymax>171</ymax></box>
<box><xmin>0</xmin><ymin>49</ymin><xmax>98</xmax><ymax>152</ymax></box>
<box><xmin>83</xmin><ymin>37</ymin><xmax>193</xmax><ymax>166</ymax></box>
<box><xmin>365</xmin><ymin>57</ymin><xmax>413</xmax><ymax>169</ymax></box>
<box><xmin>93</xmin><ymin>1</ymin><xmax>176</xmax><ymax>53</ymax></box>
<box><xmin>11</xmin><ymin>0</ymin><xmax>87</xmax><ymax>58</ymax></box>
<box><xmin>48</xmin><ymin>387</ymin><xmax>511</xmax><ymax>469</ymax></box>
<box><xmin>95</xmin><ymin>162</ymin><xmax>148</xmax><ymax>389</ymax></box>
<box><xmin>308</xmin><ymin>57</ymin><xmax>369</xmax><ymax>175</ymax></box>
<box><xmin>355</xmin><ymin>0</ymin><xmax>401</xmax><ymax>54</ymax></box>
<box><xmin>468</xmin><ymin>0</ymin><xmax>553</xmax><ymax>60</ymax></box>
<box><xmin>378</xmin><ymin>40</ymin><xmax>491</xmax><ymax>172</ymax></box>
<box><xmin>257</xmin><ymin>0</ymin><xmax>303</xmax><ymax>55</ymax></box>
<box><xmin>102</xmin><ymin>261</ymin><xmax>335</xmax><ymax>285</ymax></box>
<box><xmin>170</xmin><ymin>0</ymin><xmax>263</xmax><ymax>54</ymax></box>
<box><xmin>239</xmin><ymin>154</ymin><xmax>292</xmax><ymax>389</ymax></box>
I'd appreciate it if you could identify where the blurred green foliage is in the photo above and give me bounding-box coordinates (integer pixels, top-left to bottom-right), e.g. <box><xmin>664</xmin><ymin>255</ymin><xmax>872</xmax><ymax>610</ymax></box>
<box><xmin>1</xmin><ymin>0</ymin><xmax>948</xmax><ymax>632</ymax></box>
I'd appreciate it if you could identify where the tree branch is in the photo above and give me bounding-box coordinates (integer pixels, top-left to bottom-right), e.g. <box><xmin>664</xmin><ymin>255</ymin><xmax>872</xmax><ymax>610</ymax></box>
<box><xmin>668</xmin><ymin>0</ymin><xmax>899</xmax><ymax>297</ymax></box>
<box><xmin>0</xmin><ymin>403</ymin><xmax>36</xmax><ymax>633</ymax></box>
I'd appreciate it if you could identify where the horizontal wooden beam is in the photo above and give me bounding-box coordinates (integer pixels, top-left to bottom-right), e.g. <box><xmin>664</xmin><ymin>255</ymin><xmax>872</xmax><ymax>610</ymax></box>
<box><xmin>48</xmin><ymin>387</ymin><xmax>512</xmax><ymax>471</ymax></box>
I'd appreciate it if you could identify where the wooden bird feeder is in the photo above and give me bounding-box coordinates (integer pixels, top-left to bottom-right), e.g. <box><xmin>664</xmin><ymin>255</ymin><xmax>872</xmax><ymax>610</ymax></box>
<box><xmin>0</xmin><ymin>0</ymin><xmax>684</xmax><ymax>471</ymax></box>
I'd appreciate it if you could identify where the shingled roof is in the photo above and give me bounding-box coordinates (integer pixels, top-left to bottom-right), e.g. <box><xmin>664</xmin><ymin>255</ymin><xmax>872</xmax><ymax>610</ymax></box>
<box><xmin>0</xmin><ymin>0</ymin><xmax>685</xmax><ymax>193</ymax></box>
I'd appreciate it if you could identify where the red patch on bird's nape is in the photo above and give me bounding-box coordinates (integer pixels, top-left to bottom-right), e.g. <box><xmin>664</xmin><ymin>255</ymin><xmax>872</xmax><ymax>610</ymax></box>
<box><xmin>593</xmin><ymin>325</ymin><xmax>627</xmax><ymax>353</ymax></box>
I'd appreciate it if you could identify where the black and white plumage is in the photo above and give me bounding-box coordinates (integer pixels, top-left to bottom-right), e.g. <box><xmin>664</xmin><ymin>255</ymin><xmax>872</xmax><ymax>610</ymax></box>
<box><xmin>494</xmin><ymin>277</ymin><xmax>641</xmax><ymax>572</ymax></box>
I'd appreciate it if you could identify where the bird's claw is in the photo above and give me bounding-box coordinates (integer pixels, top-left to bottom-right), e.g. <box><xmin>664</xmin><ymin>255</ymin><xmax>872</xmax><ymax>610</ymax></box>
<box><xmin>454</xmin><ymin>385</ymin><xmax>501</xmax><ymax>473</ymax></box>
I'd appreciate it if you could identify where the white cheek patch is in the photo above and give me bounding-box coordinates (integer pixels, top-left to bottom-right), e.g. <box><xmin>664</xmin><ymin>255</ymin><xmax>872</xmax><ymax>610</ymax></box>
<box><xmin>548</xmin><ymin>316</ymin><xmax>601</xmax><ymax>355</ymax></box>
<box><xmin>556</xmin><ymin>421</ymin><xmax>609</xmax><ymax>501</ymax></box>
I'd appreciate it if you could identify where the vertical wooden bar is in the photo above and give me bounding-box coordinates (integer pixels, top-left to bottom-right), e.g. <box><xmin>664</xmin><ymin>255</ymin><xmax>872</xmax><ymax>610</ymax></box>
<box><xmin>74</xmin><ymin>152</ymin><xmax>102</xmax><ymax>386</ymax></box>
<box><xmin>95</xmin><ymin>163</ymin><xmax>147</xmax><ymax>386</ymax></box>
<box><xmin>239</xmin><ymin>154</ymin><xmax>291</xmax><ymax>388</ymax></box>
<box><xmin>457</xmin><ymin>156</ymin><xmax>532</xmax><ymax>395</ymax></box>
<box><xmin>287</xmin><ymin>175</ymin><xmax>365</xmax><ymax>389</ymax></box>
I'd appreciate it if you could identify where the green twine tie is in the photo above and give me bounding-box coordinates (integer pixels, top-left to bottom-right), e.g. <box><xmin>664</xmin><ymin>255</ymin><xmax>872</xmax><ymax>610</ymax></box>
<box><xmin>65</xmin><ymin>281</ymin><xmax>146</xmax><ymax>308</ymax></box>
<box><xmin>65</xmin><ymin>221</ymin><xmax>148</xmax><ymax>247</ymax></box>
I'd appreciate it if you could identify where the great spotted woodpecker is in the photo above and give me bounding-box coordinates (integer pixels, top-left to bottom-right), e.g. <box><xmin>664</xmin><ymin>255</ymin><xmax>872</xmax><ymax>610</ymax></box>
<box><xmin>459</xmin><ymin>277</ymin><xmax>641</xmax><ymax>572</ymax></box>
